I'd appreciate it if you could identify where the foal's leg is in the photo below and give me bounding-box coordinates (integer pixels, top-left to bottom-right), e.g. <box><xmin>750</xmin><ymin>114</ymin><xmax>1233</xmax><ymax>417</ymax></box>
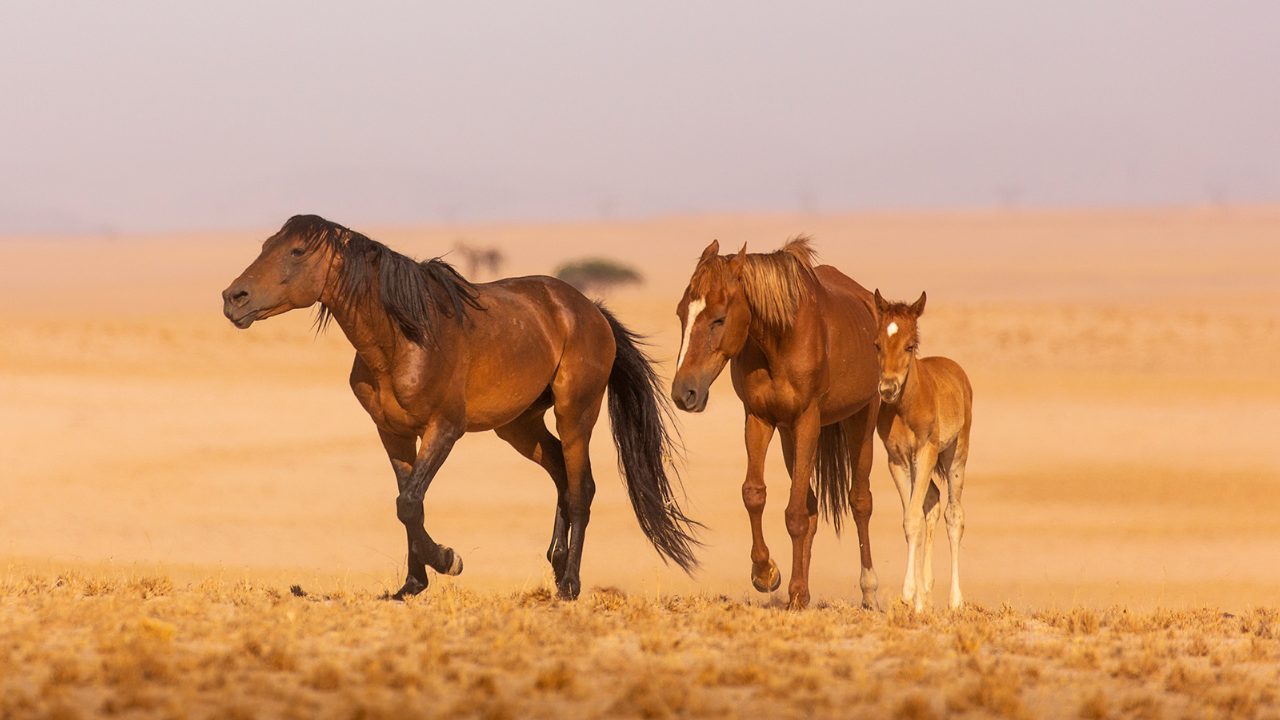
<box><xmin>744</xmin><ymin>414</ymin><xmax>780</xmax><ymax>594</ymax></box>
<box><xmin>384</xmin><ymin>425</ymin><xmax>463</xmax><ymax>600</ymax></box>
<box><xmin>552</xmin><ymin>392</ymin><xmax>604</xmax><ymax>601</ymax></box>
<box><xmin>846</xmin><ymin>403</ymin><xmax>880</xmax><ymax>609</ymax></box>
<box><xmin>494</xmin><ymin>408</ymin><xmax>570</xmax><ymax>584</ymax></box>
<box><xmin>885</xmin><ymin>458</ymin><xmax>914</xmax><ymax>604</ymax></box>
<box><xmin>920</xmin><ymin>480</ymin><xmax>942</xmax><ymax>606</ymax></box>
<box><xmin>904</xmin><ymin>444</ymin><xmax>940</xmax><ymax>613</ymax></box>
<box><xmin>784</xmin><ymin>409</ymin><xmax>822</xmax><ymax>610</ymax></box>
<box><xmin>945</xmin><ymin>435</ymin><xmax>970</xmax><ymax>610</ymax></box>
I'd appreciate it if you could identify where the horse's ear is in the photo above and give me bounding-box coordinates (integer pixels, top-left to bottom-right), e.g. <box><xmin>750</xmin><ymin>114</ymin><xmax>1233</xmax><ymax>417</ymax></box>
<box><xmin>910</xmin><ymin>291</ymin><xmax>927</xmax><ymax>316</ymax></box>
<box><xmin>727</xmin><ymin>243</ymin><xmax>748</xmax><ymax>276</ymax></box>
<box><xmin>699</xmin><ymin>240</ymin><xmax>720</xmax><ymax>263</ymax></box>
<box><xmin>874</xmin><ymin>289</ymin><xmax>889</xmax><ymax>314</ymax></box>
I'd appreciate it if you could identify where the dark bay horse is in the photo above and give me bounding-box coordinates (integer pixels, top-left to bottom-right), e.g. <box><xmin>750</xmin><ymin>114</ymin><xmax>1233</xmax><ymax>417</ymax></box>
<box><xmin>671</xmin><ymin>239</ymin><xmax>881</xmax><ymax>610</ymax></box>
<box><xmin>221</xmin><ymin>215</ymin><xmax>698</xmax><ymax>600</ymax></box>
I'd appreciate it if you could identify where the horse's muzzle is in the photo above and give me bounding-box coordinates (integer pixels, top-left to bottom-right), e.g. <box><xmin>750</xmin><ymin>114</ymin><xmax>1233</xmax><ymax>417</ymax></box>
<box><xmin>671</xmin><ymin>377</ymin><xmax>710</xmax><ymax>413</ymax></box>
<box><xmin>879</xmin><ymin>382</ymin><xmax>902</xmax><ymax>404</ymax></box>
<box><xmin>221</xmin><ymin>285</ymin><xmax>255</xmax><ymax>328</ymax></box>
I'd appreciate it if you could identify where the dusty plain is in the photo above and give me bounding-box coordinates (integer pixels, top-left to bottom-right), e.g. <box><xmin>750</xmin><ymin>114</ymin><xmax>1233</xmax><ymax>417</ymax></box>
<box><xmin>2</xmin><ymin>208</ymin><xmax>1278</xmax><ymax>718</ymax></box>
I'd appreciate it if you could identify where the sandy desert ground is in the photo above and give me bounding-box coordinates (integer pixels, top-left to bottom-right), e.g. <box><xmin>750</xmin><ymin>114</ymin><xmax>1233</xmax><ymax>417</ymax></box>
<box><xmin>2</xmin><ymin>208</ymin><xmax>1279</xmax><ymax>717</ymax></box>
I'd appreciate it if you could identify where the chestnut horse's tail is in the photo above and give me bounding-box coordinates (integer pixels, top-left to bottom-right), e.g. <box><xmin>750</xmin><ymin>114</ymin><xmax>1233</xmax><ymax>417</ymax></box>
<box><xmin>597</xmin><ymin>304</ymin><xmax>703</xmax><ymax>573</ymax></box>
<box><xmin>816</xmin><ymin>423</ymin><xmax>853</xmax><ymax>535</ymax></box>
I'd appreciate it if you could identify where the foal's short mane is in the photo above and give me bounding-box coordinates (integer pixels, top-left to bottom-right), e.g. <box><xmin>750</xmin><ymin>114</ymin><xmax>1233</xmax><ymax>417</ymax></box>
<box><xmin>285</xmin><ymin>215</ymin><xmax>483</xmax><ymax>346</ymax></box>
<box><xmin>877</xmin><ymin>304</ymin><xmax>922</xmax><ymax>343</ymax></box>
<box><xmin>692</xmin><ymin>236</ymin><xmax>818</xmax><ymax>333</ymax></box>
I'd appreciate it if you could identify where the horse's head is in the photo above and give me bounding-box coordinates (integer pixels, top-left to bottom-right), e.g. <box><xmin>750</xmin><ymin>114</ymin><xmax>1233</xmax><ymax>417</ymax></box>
<box><xmin>670</xmin><ymin>240</ymin><xmax>752</xmax><ymax>413</ymax></box>
<box><xmin>873</xmin><ymin>289</ymin><xmax>926</xmax><ymax>404</ymax></box>
<box><xmin>221</xmin><ymin>215</ymin><xmax>341</xmax><ymax>329</ymax></box>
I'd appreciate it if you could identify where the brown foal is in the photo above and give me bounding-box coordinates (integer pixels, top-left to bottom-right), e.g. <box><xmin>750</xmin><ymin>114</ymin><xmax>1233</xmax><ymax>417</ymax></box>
<box><xmin>873</xmin><ymin>291</ymin><xmax>972</xmax><ymax>611</ymax></box>
<box><xmin>221</xmin><ymin>215</ymin><xmax>699</xmax><ymax>601</ymax></box>
<box><xmin>671</xmin><ymin>239</ymin><xmax>882</xmax><ymax>610</ymax></box>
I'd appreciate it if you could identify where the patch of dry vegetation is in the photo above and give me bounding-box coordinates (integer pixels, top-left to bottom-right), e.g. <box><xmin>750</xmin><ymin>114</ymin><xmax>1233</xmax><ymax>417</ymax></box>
<box><xmin>1</xmin><ymin>572</ymin><xmax>1278</xmax><ymax>719</ymax></box>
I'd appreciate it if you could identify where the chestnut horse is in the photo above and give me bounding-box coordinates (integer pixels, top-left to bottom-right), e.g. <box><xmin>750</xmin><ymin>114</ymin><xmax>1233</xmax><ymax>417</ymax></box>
<box><xmin>221</xmin><ymin>215</ymin><xmax>699</xmax><ymax>600</ymax></box>
<box><xmin>873</xmin><ymin>290</ymin><xmax>971</xmax><ymax>611</ymax></box>
<box><xmin>671</xmin><ymin>239</ymin><xmax>881</xmax><ymax>610</ymax></box>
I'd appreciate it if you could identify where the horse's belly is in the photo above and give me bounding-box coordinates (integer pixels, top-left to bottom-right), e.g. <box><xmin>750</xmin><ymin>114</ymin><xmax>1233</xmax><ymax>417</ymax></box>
<box><xmin>462</xmin><ymin>350</ymin><xmax>560</xmax><ymax>432</ymax></box>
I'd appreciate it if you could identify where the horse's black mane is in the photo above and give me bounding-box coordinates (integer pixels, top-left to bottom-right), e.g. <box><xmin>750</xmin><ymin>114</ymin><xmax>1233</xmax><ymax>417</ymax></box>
<box><xmin>283</xmin><ymin>214</ymin><xmax>483</xmax><ymax>346</ymax></box>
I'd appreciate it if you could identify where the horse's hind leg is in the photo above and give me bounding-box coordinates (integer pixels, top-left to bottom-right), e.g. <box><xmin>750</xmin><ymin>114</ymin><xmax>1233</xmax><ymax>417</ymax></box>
<box><xmin>494</xmin><ymin>405</ymin><xmax>570</xmax><ymax>584</ymax></box>
<box><xmin>550</xmin><ymin>381</ymin><xmax>607</xmax><ymax>602</ymax></box>
<box><xmin>944</xmin><ymin>435</ymin><xmax>969</xmax><ymax>610</ymax></box>
<box><xmin>846</xmin><ymin>402</ymin><xmax>880</xmax><ymax>610</ymax></box>
<box><xmin>920</xmin><ymin>480</ymin><xmax>942</xmax><ymax>607</ymax></box>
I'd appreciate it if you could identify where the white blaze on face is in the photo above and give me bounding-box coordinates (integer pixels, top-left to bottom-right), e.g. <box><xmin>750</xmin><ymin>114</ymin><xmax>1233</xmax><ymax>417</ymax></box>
<box><xmin>677</xmin><ymin>298</ymin><xmax>706</xmax><ymax>372</ymax></box>
<box><xmin>887</xmin><ymin>321</ymin><xmax>899</xmax><ymax>338</ymax></box>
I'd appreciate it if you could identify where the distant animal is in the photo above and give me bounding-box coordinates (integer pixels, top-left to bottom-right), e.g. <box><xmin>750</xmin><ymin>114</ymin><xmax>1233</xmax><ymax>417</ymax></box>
<box><xmin>454</xmin><ymin>243</ymin><xmax>504</xmax><ymax>279</ymax></box>
<box><xmin>221</xmin><ymin>215</ymin><xmax>699</xmax><ymax>601</ymax></box>
<box><xmin>873</xmin><ymin>290</ymin><xmax>972</xmax><ymax>611</ymax></box>
<box><xmin>671</xmin><ymin>238</ymin><xmax>882</xmax><ymax>610</ymax></box>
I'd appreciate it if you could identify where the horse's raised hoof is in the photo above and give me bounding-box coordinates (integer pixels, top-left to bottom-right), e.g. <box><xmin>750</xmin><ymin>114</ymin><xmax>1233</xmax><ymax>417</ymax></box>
<box><xmin>556</xmin><ymin>577</ymin><xmax>581</xmax><ymax>601</ymax></box>
<box><xmin>442</xmin><ymin>547</ymin><xmax>464</xmax><ymax>577</ymax></box>
<box><xmin>751</xmin><ymin>559</ymin><xmax>782</xmax><ymax>593</ymax></box>
<box><xmin>388</xmin><ymin>576</ymin><xmax>428</xmax><ymax>602</ymax></box>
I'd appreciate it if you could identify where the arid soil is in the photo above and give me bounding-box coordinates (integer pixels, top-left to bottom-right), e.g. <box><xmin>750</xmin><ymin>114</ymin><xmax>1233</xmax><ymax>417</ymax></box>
<box><xmin>1</xmin><ymin>573</ymin><xmax>1277</xmax><ymax>719</ymax></box>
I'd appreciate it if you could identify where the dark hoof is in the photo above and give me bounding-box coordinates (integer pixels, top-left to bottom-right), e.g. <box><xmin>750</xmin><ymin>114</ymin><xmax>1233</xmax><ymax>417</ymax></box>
<box><xmin>556</xmin><ymin>577</ymin><xmax>581</xmax><ymax>601</ymax></box>
<box><xmin>388</xmin><ymin>576</ymin><xmax>428</xmax><ymax>601</ymax></box>
<box><xmin>441</xmin><ymin>547</ymin><xmax>464</xmax><ymax>577</ymax></box>
<box><xmin>751</xmin><ymin>559</ymin><xmax>782</xmax><ymax>593</ymax></box>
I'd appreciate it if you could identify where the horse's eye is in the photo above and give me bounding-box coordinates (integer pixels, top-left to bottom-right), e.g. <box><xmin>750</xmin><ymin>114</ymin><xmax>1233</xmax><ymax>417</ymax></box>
<box><xmin>291</xmin><ymin>247</ymin><xmax>306</xmax><ymax>257</ymax></box>
<box><xmin>710</xmin><ymin>317</ymin><xmax>726</xmax><ymax>329</ymax></box>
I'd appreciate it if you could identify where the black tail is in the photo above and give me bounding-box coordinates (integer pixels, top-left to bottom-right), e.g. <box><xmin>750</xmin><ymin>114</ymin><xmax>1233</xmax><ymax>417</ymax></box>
<box><xmin>597</xmin><ymin>304</ymin><xmax>702</xmax><ymax>573</ymax></box>
<box><xmin>815</xmin><ymin>423</ymin><xmax>853</xmax><ymax>535</ymax></box>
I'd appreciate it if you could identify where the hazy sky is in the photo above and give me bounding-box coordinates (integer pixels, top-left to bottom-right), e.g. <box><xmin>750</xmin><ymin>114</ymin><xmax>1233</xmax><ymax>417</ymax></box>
<box><xmin>2</xmin><ymin>1</ymin><xmax>1278</xmax><ymax>234</ymax></box>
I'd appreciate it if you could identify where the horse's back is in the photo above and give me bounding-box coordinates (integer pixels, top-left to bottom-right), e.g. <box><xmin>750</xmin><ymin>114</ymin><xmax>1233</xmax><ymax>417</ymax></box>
<box><xmin>478</xmin><ymin>275</ymin><xmax>616</xmax><ymax>367</ymax></box>
<box><xmin>480</xmin><ymin>275</ymin><xmax>610</xmax><ymax>336</ymax></box>
<box><xmin>814</xmin><ymin>265</ymin><xmax>877</xmax><ymax>323</ymax></box>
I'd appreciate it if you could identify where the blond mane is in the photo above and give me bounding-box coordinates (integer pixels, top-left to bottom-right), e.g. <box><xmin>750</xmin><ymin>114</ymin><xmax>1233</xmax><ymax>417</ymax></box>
<box><xmin>691</xmin><ymin>236</ymin><xmax>818</xmax><ymax>333</ymax></box>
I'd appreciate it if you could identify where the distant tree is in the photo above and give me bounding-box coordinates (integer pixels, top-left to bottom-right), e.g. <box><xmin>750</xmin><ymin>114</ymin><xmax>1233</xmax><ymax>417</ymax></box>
<box><xmin>555</xmin><ymin>258</ymin><xmax>643</xmax><ymax>295</ymax></box>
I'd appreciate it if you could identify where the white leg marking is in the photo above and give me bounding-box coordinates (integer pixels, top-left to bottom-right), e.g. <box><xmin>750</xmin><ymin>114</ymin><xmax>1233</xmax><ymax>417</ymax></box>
<box><xmin>676</xmin><ymin>298</ymin><xmax>706</xmax><ymax>372</ymax></box>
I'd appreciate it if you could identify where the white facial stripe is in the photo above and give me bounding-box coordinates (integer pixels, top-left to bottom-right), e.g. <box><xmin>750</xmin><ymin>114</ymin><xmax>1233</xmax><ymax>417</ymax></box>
<box><xmin>677</xmin><ymin>298</ymin><xmax>706</xmax><ymax>371</ymax></box>
<box><xmin>887</xmin><ymin>322</ymin><xmax>899</xmax><ymax>337</ymax></box>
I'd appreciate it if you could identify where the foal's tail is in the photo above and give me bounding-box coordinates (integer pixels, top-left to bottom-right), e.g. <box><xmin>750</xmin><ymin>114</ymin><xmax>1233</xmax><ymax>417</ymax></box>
<box><xmin>597</xmin><ymin>304</ymin><xmax>703</xmax><ymax>573</ymax></box>
<box><xmin>815</xmin><ymin>423</ymin><xmax>853</xmax><ymax>535</ymax></box>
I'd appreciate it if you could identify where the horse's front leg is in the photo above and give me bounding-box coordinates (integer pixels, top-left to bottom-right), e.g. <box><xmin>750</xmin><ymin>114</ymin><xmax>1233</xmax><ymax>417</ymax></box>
<box><xmin>784</xmin><ymin>408</ymin><xmax>821</xmax><ymax>610</ymax></box>
<box><xmin>387</xmin><ymin>424</ymin><xmax>462</xmax><ymax>600</ymax></box>
<box><xmin>903</xmin><ymin>444</ymin><xmax>939</xmax><ymax>613</ymax></box>
<box><xmin>884</xmin><ymin>457</ymin><xmax>915</xmax><ymax>605</ymax></box>
<box><xmin>743</xmin><ymin>414</ymin><xmax>779</xmax><ymax>594</ymax></box>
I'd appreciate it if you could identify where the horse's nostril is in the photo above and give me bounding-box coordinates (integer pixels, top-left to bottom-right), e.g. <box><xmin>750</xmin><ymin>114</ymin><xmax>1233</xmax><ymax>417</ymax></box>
<box><xmin>229</xmin><ymin>289</ymin><xmax>250</xmax><ymax>307</ymax></box>
<box><xmin>683</xmin><ymin>389</ymin><xmax>698</xmax><ymax>407</ymax></box>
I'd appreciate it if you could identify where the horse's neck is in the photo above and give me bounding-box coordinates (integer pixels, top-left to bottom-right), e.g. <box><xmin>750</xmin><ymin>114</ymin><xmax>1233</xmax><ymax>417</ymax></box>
<box><xmin>326</xmin><ymin>294</ymin><xmax>400</xmax><ymax>374</ymax></box>
<box><xmin>744</xmin><ymin>300</ymin><xmax>818</xmax><ymax>370</ymax></box>
<box><xmin>900</xmin><ymin>354</ymin><xmax>929</xmax><ymax>410</ymax></box>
